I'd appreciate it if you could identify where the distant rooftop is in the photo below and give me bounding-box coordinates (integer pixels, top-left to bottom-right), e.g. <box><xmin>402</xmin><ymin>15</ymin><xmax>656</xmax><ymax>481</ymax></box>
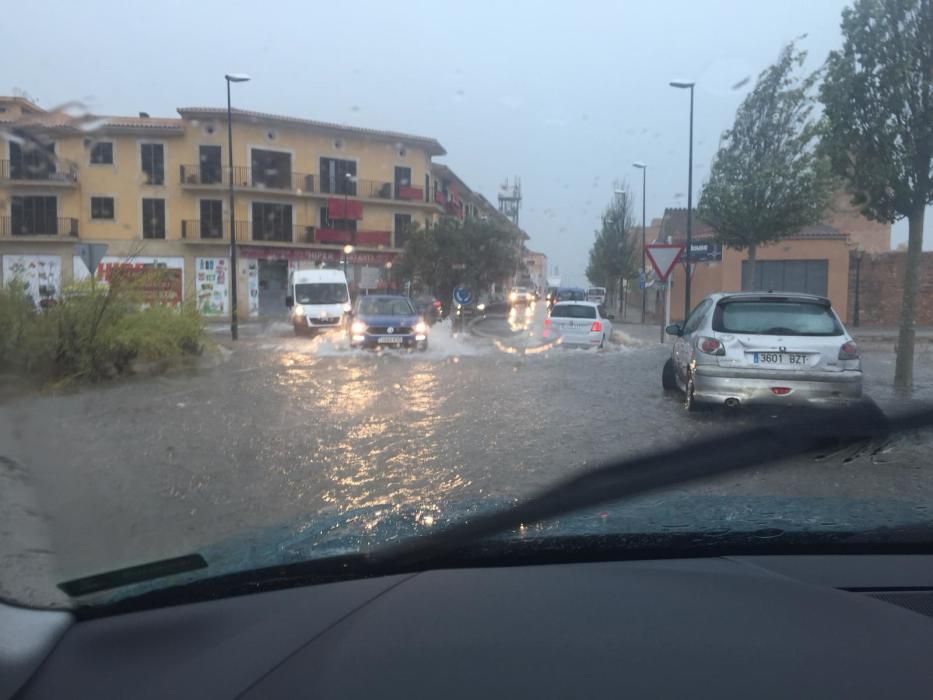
<box><xmin>178</xmin><ymin>106</ymin><xmax>446</xmax><ymax>155</ymax></box>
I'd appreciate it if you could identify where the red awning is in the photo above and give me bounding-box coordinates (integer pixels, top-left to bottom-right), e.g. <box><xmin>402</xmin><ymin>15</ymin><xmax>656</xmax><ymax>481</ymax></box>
<box><xmin>355</xmin><ymin>230</ymin><xmax>391</xmax><ymax>246</ymax></box>
<box><xmin>397</xmin><ymin>186</ymin><xmax>423</xmax><ymax>201</ymax></box>
<box><xmin>327</xmin><ymin>197</ymin><xmax>363</xmax><ymax>220</ymax></box>
<box><xmin>316</xmin><ymin>227</ymin><xmax>353</xmax><ymax>244</ymax></box>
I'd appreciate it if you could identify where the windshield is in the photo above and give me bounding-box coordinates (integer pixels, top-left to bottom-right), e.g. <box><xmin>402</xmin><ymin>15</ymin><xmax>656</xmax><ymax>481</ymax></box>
<box><xmin>714</xmin><ymin>301</ymin><xmax>844</xmax><ymax>336</ymax></box>
<box><xmin>2</xmin><ymin>0</ymin><xmax>932</xmax><ymax>612</ymax></box>
<box><xmin>358</xmin><ymin>297</ymin><xmax>414</xmax><ymax>316</ymax></box>
<box><xmin>551</xmin><ymin>304</ymin><xmax>597</xmax><ymax>319</ymax></box>
<box><xmin>294</xmin><ymin>283</ymin><xmax>348</xmax><ymax>305</ymax></box>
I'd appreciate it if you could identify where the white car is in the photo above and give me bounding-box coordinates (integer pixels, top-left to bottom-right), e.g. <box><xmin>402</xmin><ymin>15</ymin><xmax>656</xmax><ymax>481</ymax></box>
<box><xmin>544</xmin><ymin>301</ymin><xmax>613</xmax><ymax>348</ymax></box>
<box><xmin>286</xmin><ymin>268</ymin><xmax>351</xmax><ymax>336</ymax></box>
<box><xmin>509</xmin><ymin>287</ymin><xmax>533</xmax><ymax>305</ymax></box>
<box><xmin>663</xmin><ymin>291</ymin><xmax>863</xmax><ymax>410</ymax></box>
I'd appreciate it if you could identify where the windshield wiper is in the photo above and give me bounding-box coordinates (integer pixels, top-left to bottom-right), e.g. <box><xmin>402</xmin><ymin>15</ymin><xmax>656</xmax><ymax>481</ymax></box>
<box><xmin>78</xmin><ymin>403</ymin><xmax>933</xmax><ymax>616</ymax></box>
<box><xmin>372</xmin><ymin>402</ymin><xmax>933</xmax><ymax>567</ymax></box>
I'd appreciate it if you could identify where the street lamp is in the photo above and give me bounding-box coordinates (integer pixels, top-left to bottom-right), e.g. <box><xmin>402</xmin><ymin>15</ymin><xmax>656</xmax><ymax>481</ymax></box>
<box><xmin>343</xmin><ymin>243</ymin><xmax>354</xmax><ymax>280</ymax></box>
<box><xmin>225</xmin><ymin>72</ymin><xmax>250</xmax><ymax>341</ymax></box>
<box><xmin>632</xmin><ymin>162</ymin><xmax>647</xmax><ymax>323</ymax></box>
<box><xmin>670</xmin><ymin>80</ymin><xmax>695</xmax><ymax>318</ymax></box>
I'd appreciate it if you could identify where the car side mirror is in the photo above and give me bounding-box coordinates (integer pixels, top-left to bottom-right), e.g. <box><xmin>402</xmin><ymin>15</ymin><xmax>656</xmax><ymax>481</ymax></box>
<box><xmin>665</xmin><ymin>323</ymin><xmax>683</xmax><ymax>337</ymax></box>
<box><xmin>285</xmin><ymin>295</ymin><xmax>294</xmax><ymax>308</ymax></box>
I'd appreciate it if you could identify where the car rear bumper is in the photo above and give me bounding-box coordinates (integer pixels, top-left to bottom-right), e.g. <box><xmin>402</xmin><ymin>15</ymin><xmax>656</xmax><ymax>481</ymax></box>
<box><xmin>692</xmin><ymin>365</ymin><xmax>863</xmax><ymax>405</ymax></box>
<box><xmin>555</xmin><ymin>332</ymin><xmax>602</xmax><ymax>347</ymax></box>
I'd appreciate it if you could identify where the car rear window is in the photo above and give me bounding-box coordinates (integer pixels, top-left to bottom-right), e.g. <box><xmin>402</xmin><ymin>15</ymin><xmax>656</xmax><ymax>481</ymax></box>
<box><xmin>713</xmin><ymin>300</ymin><xmax>843</xmax><ymax>336</ymax></box>
<box><xmin>551</xmin><ymin>304</ymin><xmax>597</xmax><ymax>319</ymax></box>
<box><xmin>557</xmin><ymin>290</ymin><xmax>586</xmax><ymax>301</ymax></box>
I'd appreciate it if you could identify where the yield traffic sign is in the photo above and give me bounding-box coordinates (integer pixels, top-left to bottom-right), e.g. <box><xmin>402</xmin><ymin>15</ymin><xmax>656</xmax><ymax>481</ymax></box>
<box><xmin>645</xmin><ymin>243</ymin><xmax>685</xmax><ymax>282</ymax></box>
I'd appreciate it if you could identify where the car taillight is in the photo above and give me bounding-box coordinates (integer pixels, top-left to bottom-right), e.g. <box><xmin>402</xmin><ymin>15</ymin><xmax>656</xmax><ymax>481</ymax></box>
<box><xmin>544</xmin><ymin>318</ymin><xmax>552</xmax><ymax>327</ymax></box>
<box><xmin>591</xmin><ymin>320</ymin><xmax>603</xmax><ymax>332</ymax></box>
<box><xmin>839</xmin><ymin>341</ymin><xmax>859</xmax><ymax>360</ymax></box>
<box><xmin>698</xmin><ymin>337</ymin><xmax>725</xmax><ymax>355</ymax></box>
<box><xmin>771</xmin><ymin>387</ymin><xmax>792</xmax><ymax>396</ymax></box>
<box><xmin>433</xmin><ymin>300</ymin><xmax>441</xmax><ymax>308</ymax></box>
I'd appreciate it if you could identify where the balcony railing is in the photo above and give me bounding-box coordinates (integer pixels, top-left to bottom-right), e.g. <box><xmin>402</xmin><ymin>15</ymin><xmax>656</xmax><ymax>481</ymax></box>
<box><xmin>180</xmin><ymin>165</ymin><xmax>315</xmax><ymax>193</ymax></box>
<box><xmin>318</xmin><ymin>177</ymin><xmax>394</xmax><ymax>200</ymax></box>
<box><xmin>180</xmin><ymin>220</ymin><xmax>392</xmax><ymax>247</ymax></box>
<box><xmin>0</xmin><ymin>159</ymin><xmax>78</xmax><ymax>184</ymax></box>
<box><xmin>0</xmin><ymin>216</ymin><xmax>79</xmax><ymax>237</ymax></box>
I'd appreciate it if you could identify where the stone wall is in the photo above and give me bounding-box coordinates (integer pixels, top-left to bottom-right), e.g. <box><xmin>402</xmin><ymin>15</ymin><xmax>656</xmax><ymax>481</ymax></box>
<box><xmin>848</xmin><ymin>250</ymin><xmax>933</xmax><ymax>326</ymax></box>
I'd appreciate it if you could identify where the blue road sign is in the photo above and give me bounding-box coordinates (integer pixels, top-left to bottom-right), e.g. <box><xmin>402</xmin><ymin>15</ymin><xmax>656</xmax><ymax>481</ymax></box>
<box><xmin>453</xmin><ymin>286</ymin><xmax>474</xmax><ymax>305</ymax></box>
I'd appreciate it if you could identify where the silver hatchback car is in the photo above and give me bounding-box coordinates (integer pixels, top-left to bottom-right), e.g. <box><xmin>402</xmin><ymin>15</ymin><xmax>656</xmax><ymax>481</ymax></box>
<box><xmin>662</xmin><ymin>292</ymin><xmax>862</xmax><ymax>410</ymax></box>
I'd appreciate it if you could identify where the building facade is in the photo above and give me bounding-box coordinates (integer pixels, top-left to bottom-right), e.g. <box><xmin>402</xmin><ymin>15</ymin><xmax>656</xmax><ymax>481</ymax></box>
<box><xmin>0</xmin><ymin>96</ymin><xmax>449</xmax><ymax>316</ymax></box>
<box><xmin>648</xmin><ymin>204</ymin><xmax>890</xmax><ymax>322</ymax></box>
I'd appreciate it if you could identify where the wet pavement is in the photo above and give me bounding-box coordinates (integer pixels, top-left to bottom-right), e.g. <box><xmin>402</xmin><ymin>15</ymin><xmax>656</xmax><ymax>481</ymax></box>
<box><xmin>3</xmin><ymin>301</ymin><xmax>933</xmax><ymax>605</ymax></box>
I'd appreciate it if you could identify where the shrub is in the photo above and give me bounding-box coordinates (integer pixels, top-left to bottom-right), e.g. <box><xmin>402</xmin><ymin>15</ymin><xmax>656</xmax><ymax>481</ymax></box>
<box><xmin>0</xmin><ymin>277</ymin><xmax>207</xmax><ymax>383</ymax></box>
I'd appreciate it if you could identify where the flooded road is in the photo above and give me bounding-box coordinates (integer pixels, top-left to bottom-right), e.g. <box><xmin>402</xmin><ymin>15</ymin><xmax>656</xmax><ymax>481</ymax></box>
<box><xmin>3</xmin><ymin>302</ymin><xmax>933</xmax><ymax>604</ymax></box>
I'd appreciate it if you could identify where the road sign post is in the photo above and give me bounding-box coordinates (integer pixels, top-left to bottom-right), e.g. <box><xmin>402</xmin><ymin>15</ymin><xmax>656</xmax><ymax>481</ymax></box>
<box><xmin>645</xmin><ymin>244</ymin><xmax>684</xmax><ymax>345</ymax></box>
<box><xmin>74</xmin><ymin>244</ymin><xmax>108</xmax><ymax>289</ymax></box>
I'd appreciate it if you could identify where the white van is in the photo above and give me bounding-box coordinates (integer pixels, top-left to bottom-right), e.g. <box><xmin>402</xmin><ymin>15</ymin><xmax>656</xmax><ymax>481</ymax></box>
<box><xmin>586</xmin><ymin>287</ymin><xmax>607</xmax><ymax>305</ymax></box>
<box><xmin>286</xmin><ymin>268</ymin><xmax>351</xmax><ymax>336</ymax></box>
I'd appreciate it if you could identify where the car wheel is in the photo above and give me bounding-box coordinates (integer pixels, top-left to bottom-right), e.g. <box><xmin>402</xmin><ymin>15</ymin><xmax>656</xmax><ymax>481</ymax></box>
<box><xmin>662</xmin><ymin>358</ymin><xmax>678</xmax><ymax>391</ymax></box>
<box><xmin>684</xmin><ymin>370</ymin><xmax>702</xmax><ymax>412</ymax></box>
<box><xmin>418</xmin><ymin>340</ymin><xmax>429</xmax><ymax>352</ymax></box>
<box><xmin>599</xmin><ymin>334</ymin><xmax>606</xmax><ymax>349</ymax></box>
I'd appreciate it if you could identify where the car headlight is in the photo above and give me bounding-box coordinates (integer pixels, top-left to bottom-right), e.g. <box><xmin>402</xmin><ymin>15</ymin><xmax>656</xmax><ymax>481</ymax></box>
<box><xmin>351</xmin><ymin>320</ymin><xmax>367</xmax><ymax>334</ymax></box>
<box><xmin>343</xmin><ymin>303</ymin><xmax>352</xmax><ymax>313</ymax></box>
<box><xmin>476</xmin><ymin>303</ymin><xmax>486</xmax><ymax>311</ymax></box>
<box><xmin>509</xmin><ymin>292</ymin><xmax>517</xmax><ymax>301</ymax></box>
<box><xmin>293</xmin><ymin>304</ymin><xmax>305</xmax><ymax>316</ymax></box>
<box><xmin>414</xmin><ymin>321</ymin><xmax>427</xmax><ymax>334</ymax></box>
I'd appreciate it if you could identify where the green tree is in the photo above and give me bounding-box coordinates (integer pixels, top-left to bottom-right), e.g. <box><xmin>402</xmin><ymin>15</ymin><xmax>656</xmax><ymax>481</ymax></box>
<box><xmin>393</xmin><ymin>216</ymin><xmax>521</xmax><ymax>301</ymax></box>
<box><xmin>698</xmin><ymin>42</ymin><xmax>835</xmax><ymax>285</ymax></box>
<box><xmin>586</xmin><ymin>185</ymin><xmax>639</xmax><ymax>309</ymax></box>
<box><xmin>820</xmin><ymin>0</ymin><xmax>933</xmax><ymax>388</ymax></box>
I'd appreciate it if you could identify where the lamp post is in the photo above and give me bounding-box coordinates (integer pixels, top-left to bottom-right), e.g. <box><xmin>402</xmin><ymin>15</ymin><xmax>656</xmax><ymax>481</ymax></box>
<box><xmin>670</xmin><ymin>80</ymin><xmax>695</xmax><ymax>318</ymax></box>
<box><xmin>632</xmin><ymin>162</ymin><xmax>647</xmax><ymax>323</ymax></box>
<box><xmin>853</xmin><ymin>245</ymin><xmax>864</xmax><ymax>327</ymax></box>
<box><xmin>225</xmin><ymin>73</ymin><xmax>250</xmax><ymax>341</ymax></box>
<box><xmin>343</xmin><ymin>243</ymin><xmax>354</xmax><ymax>281</ymax></box>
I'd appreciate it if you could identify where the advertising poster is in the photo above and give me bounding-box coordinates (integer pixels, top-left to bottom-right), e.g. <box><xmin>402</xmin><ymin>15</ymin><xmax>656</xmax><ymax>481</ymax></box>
<box><xmin>1</xmin><ymin>255</ymin><xmax>61</xmax><ymax>307</ymax></box>
<box><xmin>196</xmin><ymin>257</ymin><xmax>229</xmax><ymax>315</ymax></box>
<box><xmin>72</xmin><ymin>256</ymin><xmax>184</xmax><ymax>306</ymax></box>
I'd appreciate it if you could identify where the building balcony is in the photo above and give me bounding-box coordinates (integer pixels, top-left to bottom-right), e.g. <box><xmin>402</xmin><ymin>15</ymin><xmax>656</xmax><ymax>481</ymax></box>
<box><xmin>181</xmin><ymin>221</ymin><xmax>392</xmax><ymax>248</ymax></box>
<box><xmin>0</xmin><ymin>160</ymin><xmax>78</xmax><ymax>187</ymax></box>
<box><xmin>396</xmin><ymin>185</ymin><xmax>424</xmax><ymax>201</ymax></box>
<box><xmin>0</xmin><ymin>216</ymin><xmax>79</xmax><ymax>239</ymax></box>
<box><xmin>180</xmin><ymin>165</ymin><xmax>316</xmax><ymax>194</ymax></box>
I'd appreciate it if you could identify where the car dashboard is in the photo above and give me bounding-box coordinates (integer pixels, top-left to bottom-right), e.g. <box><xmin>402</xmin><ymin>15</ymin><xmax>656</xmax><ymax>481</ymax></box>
<box><xmin>4</xmin><ymin>554</ymin><xmax>933</xmax><ymax>699</ymax></box>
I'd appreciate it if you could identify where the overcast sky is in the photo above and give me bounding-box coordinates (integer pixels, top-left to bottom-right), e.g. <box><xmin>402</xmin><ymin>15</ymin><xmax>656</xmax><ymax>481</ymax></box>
<box><xmin>6</xmin><ymin>0</ymin><xmax>930</xmax><ymax>285</ymax></box>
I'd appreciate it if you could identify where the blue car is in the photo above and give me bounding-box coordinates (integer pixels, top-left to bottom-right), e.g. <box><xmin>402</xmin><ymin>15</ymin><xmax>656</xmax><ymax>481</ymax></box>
<box><xmin>348</xmin><ymin>294</ymin><xmax>429</xmax><ymax>350</ymax></box>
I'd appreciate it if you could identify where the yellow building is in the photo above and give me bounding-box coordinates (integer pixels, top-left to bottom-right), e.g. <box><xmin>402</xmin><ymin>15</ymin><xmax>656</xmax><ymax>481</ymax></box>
<box><xmin>0</xmin><ymin>95</ymin><xmax>446</xmax><ymax>316</ymax></box>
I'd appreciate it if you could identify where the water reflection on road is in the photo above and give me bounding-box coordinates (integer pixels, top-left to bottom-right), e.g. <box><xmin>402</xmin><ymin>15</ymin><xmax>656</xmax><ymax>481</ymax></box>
<box><xmin>3</xmin><ymin>306</ymin><xmax>933</xmax><ymax>599</ymax></box>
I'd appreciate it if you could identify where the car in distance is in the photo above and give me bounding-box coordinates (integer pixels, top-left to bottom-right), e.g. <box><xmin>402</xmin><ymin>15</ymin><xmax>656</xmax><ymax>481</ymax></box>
<box><xmin>412</xmin><ymin>293</ymin><xmax>443</xmax><ymax>325</ymax></box>
<box><xmin>544</xmin><ymin>300</ymin><xmax>613</xmax><ymax>349</ymax></box>
<box><xmin>286</xmin><ymin>268</ymin><xmax>351</xmax><ymax>336</ymax></box>
<box><xmin>548</xmin><ymin>286</ymin><xmax>587</xmax><ymax>311</ymax></box>
<box><xmin>586</xmin><ymin>287</ymin><xmax>607</xmax><ymax>305</ymax></box>
<box><xmin>349</xmin><ymin>294</ymin><xmax>428</xmax><ymax>350</ymax></box>
<box><xmin>662</xmin><ymin>292</ymin><xmax>862</xmax><ymax>410</ymax></box>
<box><xmin>509</xmin><ymin>286</ymin><xmax>534</xmax><ymax>305</ymax></box>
